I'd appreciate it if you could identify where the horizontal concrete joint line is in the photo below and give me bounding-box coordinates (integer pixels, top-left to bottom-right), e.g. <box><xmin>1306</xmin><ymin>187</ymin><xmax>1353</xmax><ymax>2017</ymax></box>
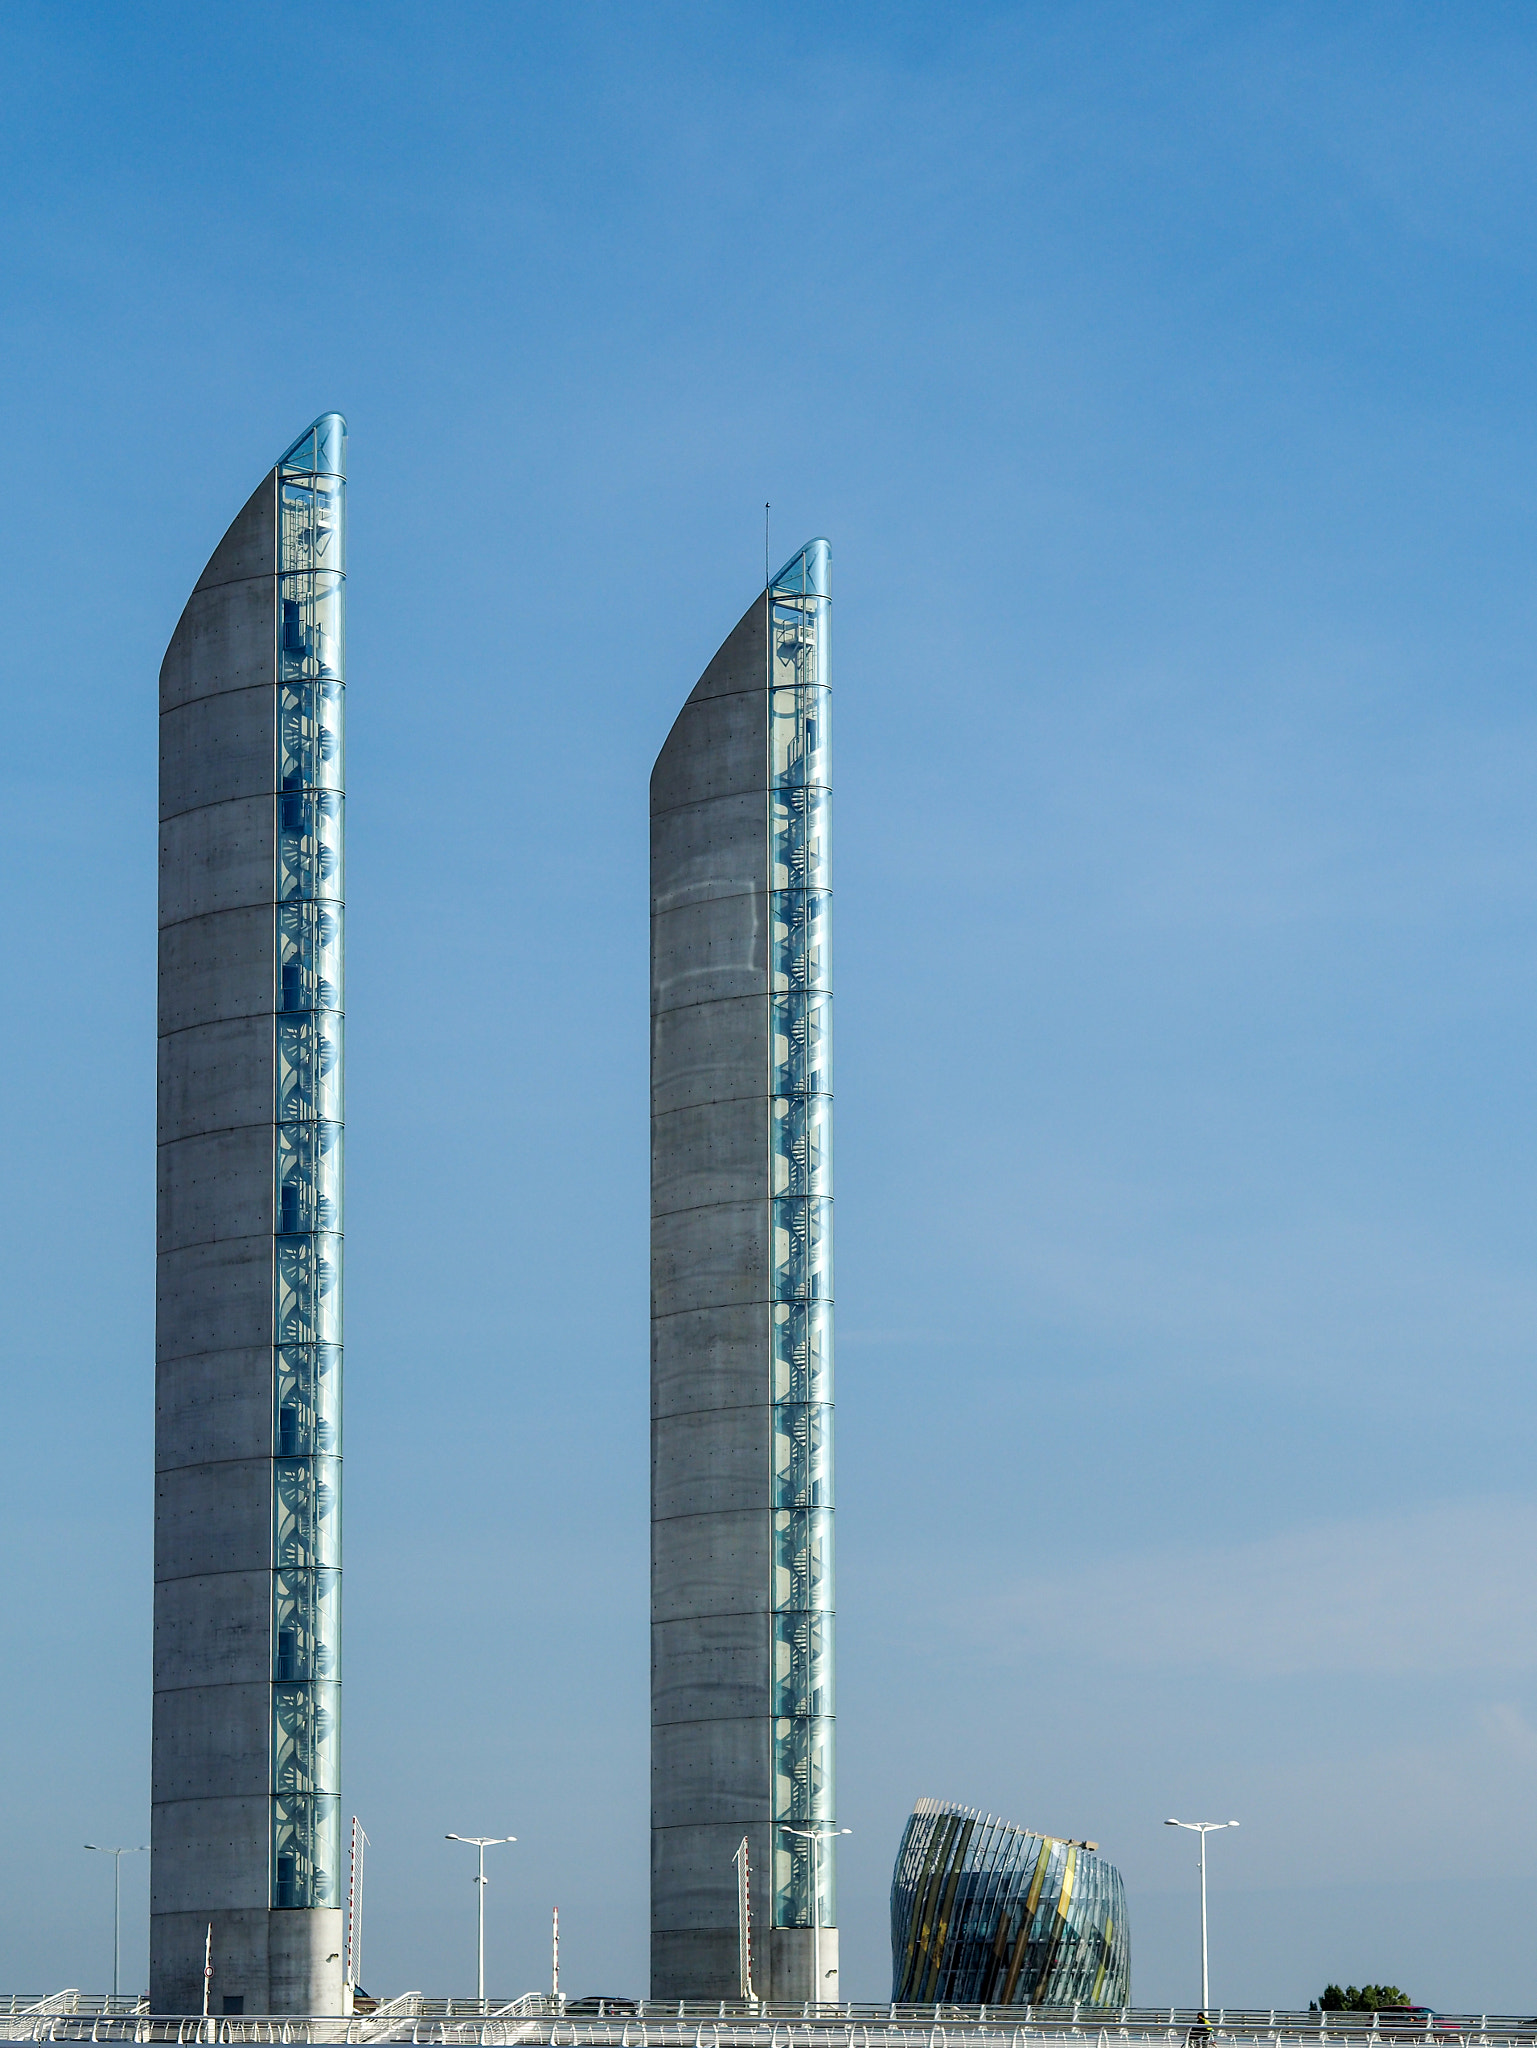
<box><xmin>170</xmin><ymin>571</ymin><xmax>278</xmax><ymax>601</ymax></box>
<box><xmin>158</xmin><ymin>1010</ymin><xmax>283</xmax><ymax>1040</ymax></box>
<box><xmin>651</xmin><ymin>1302</ymin><xmax>779</xmax><ymax>1324</ymax></box>
<box><xmin>650</xmin><ymin>1508</ymin><xmax>832</xmax><ymax>1527</ymax></box>
<box><xmin>153</xmin><ymin>1566</ymin><xmax>343</xmax><ymax>1588</ymax></box>
<box><xmin>649</xmin><ymin>1714</ymin><xmax>773</xmax><ymax>1728</ymax></box>
<box><xmin>650</xmin><ymin>1197</ymin><xmax>776</xmax><ymax>1222</ymax></box>
<box><xmin>160</xmin><ymin>901</ymin><xmax>344</xmax><ymax>935</ymax></box>
<box><xmin>158</xmin><ymin>1123</ymin><xmax>278</xmax><ymax>1149</ymax></box>
<box><xmin>158</xmin><ymin>791</ymin><xmax>287</xmax><ymax>826</ymax></box>
<box><xmin>650</xmin><ymin>1401</ymin><xmax>776</xmax><ymax>1419</ymax></box>
<box><xmin>650</xmin><ymin>994</ymin><xmax>769</xmax><ymax>1019</ymax></box>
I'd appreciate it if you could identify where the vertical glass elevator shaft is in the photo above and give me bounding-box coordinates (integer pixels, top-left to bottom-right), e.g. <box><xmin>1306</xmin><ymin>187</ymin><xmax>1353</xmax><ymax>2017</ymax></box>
<box><xmin>271</xmin><ymin>415</ymin><xmax>345</xmax><ymax>1911</ymax></box>
<box><xmin>768</xmin><ymin>539</ymin><xmax>835</xmax><ymax>1937</ymax></box>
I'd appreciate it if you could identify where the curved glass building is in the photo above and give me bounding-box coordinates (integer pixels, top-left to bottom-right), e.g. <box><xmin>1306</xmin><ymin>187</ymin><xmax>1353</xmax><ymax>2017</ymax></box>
<box><xmin>153</xmin><ymin>417</ymin><xmax>346</xmax><ymax>2015</ymax></box>
<box><xmin>890</xmin><ymin>1800</ymin><xmax>1129</xmax><ymax>2008</ymax></box>
<box><xmin>651</xmin><ymin>542</ymin><xmax>836</xmax><ymax>2003</ymax></box>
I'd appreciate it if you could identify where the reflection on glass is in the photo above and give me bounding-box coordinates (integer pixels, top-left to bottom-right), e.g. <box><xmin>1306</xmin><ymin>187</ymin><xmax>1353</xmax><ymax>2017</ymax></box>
<box><xmin>889</xmin><ymin>1800</ymin><xmax>1131</xmax><ymax>2007</ymax></box>
<box><xmin>773</xmin><ymin>1609</ymin><xmax>835</xmax><ymax>1716</ymax></box>
<box><xmin>771</xmin><ymin>889</ymin><xmax>831</xmax><ymax>994</ymax></box>
<box><xmin>769</xmin><ymin>683</ymin><xmax>831</xmax><ymax>788</ymax></box>
<box><xmin>772</xmin><ymin>1300</ymin><xmax>833</xmax><ymax>1405</ymax></box>
<box><xmin>771</xmin><ymin>1093</ymin><xmax>831</xmax><ymax>1198</ymax></box>
<box><xmin>272</xmin><ymin>1567</ymin><xmax>340</xmax><ymax>1681</ymax></box>
<box><xmin>275</xmin><ymin>1234</ymin><xmax>341</xmax><ymax>1346</ymax></box>
<box><xmin>272</xmin><ymin>420</ymin><xmax>346</xmax><ymax>1916</ymax></box>
<box><xmin>274</xmin><ymin>1345</ymin><xmax>341</xmax><ymax>1458</ymax></box>
<box><xmin>773</xmin><ymin>1403</ymin><xmax>833</xmax><ymax>1508</ymax></box>
<box><xmin>276</xmin><ymin>1121</ymin><xmax>342</xmax><ymax>1234</ymax></box>
<box><xmin>771</xmin><ymin>784</ymin><xmax>832</xmax><ymax>893</ymax></box>
<box><xmin>773</xmin><ymin>1506</ymin><xmax>834</xmax><ymax>1612</ymax></box>
<box><xmin>279</xmin><ymin>572</ymin><xmax>344</xmax><ymax>682</ymax></box>
<box><xmin>279</xmin><ymin>789</ymin><xmax>344</xmax><ymax>902</ymax></box>
<box><xmin>772</xmin><ymin>1197</ymin><xmax>833</xmax><ymax>1302</ymax></box>
<box><xmin>272</xmin><ymin>1793</ymin><xmax>342</xmax><ymax>1909</ymax></box>
<box><xmin>280</xmin><ymin>679</ymin><xmax>344</xmax><ymax>794</ymax></box>
<box><xmin>273</xmin><ymin>1456</ymin><xmax>341</xmax><ymax>1569</ymax></box>
<box><xmin>770</xmin><ymin>991</ymin><xmax>831</xmax><ymax>1098</ymax></box>
<box><xmin>767</xmin><ymin>542</ymin><xmax>835</xmax><ymax>1930</ymax></box>
<box><xmin>277</xmin><ymin>1014</ymin><xmax>343</xmax><ymax>1124</ymax></box>
<box><xmin>278</xmin><ymin>902</ymin><xmax>343</xmax><ymax>1013</ymax></box>
<box><xmin>272</xmin><ymin>1682</ymin><xmax>340</xmax><ymax>1795</ymax></box>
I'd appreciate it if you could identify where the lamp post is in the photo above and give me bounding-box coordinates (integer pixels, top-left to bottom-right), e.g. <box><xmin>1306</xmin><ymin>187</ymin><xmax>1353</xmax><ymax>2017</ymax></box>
<box><xmin>84</xmin><ymin>1844</ymin><xmax>147</xmax><ymax>2000</ymax></box>
<box><xmin>445</xmin><ymin>1833</ymin><xmax>516</xmax><ymax>2006</ymax></box>
<box><xmin>1164</xmin><ymin>1819</ymin><xmax>1239</xmax><ymax>2010</ymax></box>
<box><xmin>781</xmin><ymin>1825</ymin><xmax>851</xmax><ymax>2006</ymax></box>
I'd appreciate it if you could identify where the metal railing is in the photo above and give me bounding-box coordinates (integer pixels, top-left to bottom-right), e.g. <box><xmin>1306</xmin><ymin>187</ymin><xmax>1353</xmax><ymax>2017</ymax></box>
<box><xmin>2</xmin><ymin>2003</ymin><xmax>1534</xmax><ymax>2047</ymax></box>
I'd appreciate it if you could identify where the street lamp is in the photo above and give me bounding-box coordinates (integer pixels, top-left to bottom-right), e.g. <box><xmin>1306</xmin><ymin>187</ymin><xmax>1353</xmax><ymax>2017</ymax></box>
<box><xmin>780</xmin><ymin>1825</ymin><xmax>851</xmax><ymax>2006</ymax></box>
<box><xmin>1164</xmin><ymin>1819</ymin><xmax>1239</xmax><ymax>2010</ymax></box>
<box><xmin>444</xmin><ymin>1833</ymin><xmax>516</xmax><ymax>2006</ymax></box>
<box><xmin>84</xmin><ymin>1845</ymin><xmax>147</xmax><ymax>2001</ymax></box>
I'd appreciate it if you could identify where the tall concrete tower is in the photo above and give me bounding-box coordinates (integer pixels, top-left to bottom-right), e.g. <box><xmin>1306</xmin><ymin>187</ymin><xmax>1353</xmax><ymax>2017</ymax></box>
<box><xmin>650</xmin><ymin>541</ymin><xmax>836</xmax><ymax>2003</ymax></box>
<box><xmin>153</xmin><ymin>417</ymin><xmax>347</xmax><ymax>2015</ymax></box>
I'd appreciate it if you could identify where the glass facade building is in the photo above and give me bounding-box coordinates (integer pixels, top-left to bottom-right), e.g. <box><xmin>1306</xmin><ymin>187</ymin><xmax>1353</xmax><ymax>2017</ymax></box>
<box><xmin>650</xmin><ymin>541</ymin><xmax>836</xmax><ymax>2003</ymax></box>
<box><xmin>890</xmin><ymin>1800</ymin><xmax>1130</xmax><ymax>2009</ymax></box>
<box><xmin>153</xmin><ymin>416</ymin><xmax>346</xmax><ymax>2017</ymax></box>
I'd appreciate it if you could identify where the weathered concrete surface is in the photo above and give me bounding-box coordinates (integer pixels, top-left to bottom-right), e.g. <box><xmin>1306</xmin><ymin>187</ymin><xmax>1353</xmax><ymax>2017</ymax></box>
<box><xmin>153</xmin><ymin>459</ymin><xmax>339</xmax><ymax>2017</ymax></box>
<box><xmin>653</xmin><ymin>592</ymin><xmax>835</xmax><ymax>2000</ymax></box>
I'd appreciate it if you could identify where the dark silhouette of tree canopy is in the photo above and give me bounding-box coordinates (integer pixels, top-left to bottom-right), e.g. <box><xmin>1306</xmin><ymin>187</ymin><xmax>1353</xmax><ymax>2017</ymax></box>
<box><xmin>1314</xmin><ymin>1987</ymin><xmax>1411</xmax><ymax>2012</ymax></box>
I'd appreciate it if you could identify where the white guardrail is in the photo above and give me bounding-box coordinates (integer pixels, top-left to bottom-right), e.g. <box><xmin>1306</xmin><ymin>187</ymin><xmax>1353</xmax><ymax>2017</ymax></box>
<box><xmin>3</xmin><ymin>2004</ymin><xmax>1536</xmax><ymax>2048</ymax></box>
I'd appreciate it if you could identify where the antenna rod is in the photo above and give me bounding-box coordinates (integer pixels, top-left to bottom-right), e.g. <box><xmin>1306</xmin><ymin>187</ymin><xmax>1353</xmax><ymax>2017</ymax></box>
<box><xmin>764</xmin><ymin>502</ymin><xmax>770</xmax><ymax>590</ymax></box>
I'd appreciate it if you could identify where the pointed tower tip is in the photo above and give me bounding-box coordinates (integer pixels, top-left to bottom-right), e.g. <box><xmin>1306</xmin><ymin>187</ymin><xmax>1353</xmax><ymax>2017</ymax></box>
<box><xmin>769</xmin><ymin>536</ymin><xmax>831</xmax><ymax>598</ymax></box>
<box><xmin>279</xmin><ymin>413</ymin><xmax>347</xmax><ymax>479</ymax></box>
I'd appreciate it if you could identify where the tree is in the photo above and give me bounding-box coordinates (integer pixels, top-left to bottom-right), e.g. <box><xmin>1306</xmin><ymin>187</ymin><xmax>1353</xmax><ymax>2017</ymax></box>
<box><xmin>1313</xmin><ymin>1987</ymin><xmax>1411</xmax><ymax>2012</ymax></box>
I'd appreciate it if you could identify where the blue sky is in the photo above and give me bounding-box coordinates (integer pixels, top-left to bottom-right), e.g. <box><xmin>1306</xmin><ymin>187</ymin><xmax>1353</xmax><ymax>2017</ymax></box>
<box><xmin>4</xmin><ymin>0</ymin><xmax>1537</xmax><ymax>2010</ymax></box>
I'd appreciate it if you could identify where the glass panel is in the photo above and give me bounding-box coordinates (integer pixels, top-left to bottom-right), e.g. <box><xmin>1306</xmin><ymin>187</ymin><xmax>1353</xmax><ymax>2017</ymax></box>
<box><xmin>313</xmin><ymin>413</ymin><xmax>347</xmax><ymax>479</ymax></box>
<box><xmin>771</xmin><ymin>1093</ymin><xmax>830</xmax><ymax>1198</ymax></box>
<box><xmin>772</xmin><ymin>1196</ymin><xmax>832</xmax><ymax>1302</ymax></box>
<box><xmin>274</xmin><ymin>1344</ymin><xmax>341</xmax><ymax>1457</ymax></box>
<box><xmin>770</xmin><ymin>991</ymin><xmax>831</xmax><ymax>1098</ymax></box>
<box><xmin>272</xmin><ymin>1567</ymin><xmax>340</xmax><ymax>1681</ymax></box>
<box><xmin>773</xmin><ymin>1609</ymin><xmax>835</xmax><ymax>1716</ymax></box>
<box><xmin>271</xmin><ymin>421</ymin><xmax>345</xmax><ymax>1915</ymax></box>
<box><xmin>279</xmin><ymin>428</ymin><xmax>318</xmax><ymax>478</ymax></box>
<box><xmin>773</xmin><ymin>1506</ymin><xmax>834</xmax><ymax>1611</ymax></box>
<box><xmin>770</xmin><ymin>538</ymin><xmax>831</xmax><ymax>601</ymax></box>
<box><xmin>275</xmin><ymin>1233</ymin><xmax>342</xmax><ymax>1346</ymax></box>
<box><xmin>280</xmin><ymin>478</ymin><xmax>344</xmax><ymax>573</ymax></box>
<box><xmin>276</xmin><ymin>1120</ymin><xmax>342</xmax><ymax>1234</ymax></box>
<box><xmin>273</xmin><ymin>1456</ymin><xmax>341</xmax><ymax>1569</ymax></box>
<box><xmin>770</xmin><ymin>889</ymin><xmax>831</xmax><ymax>995</ymax></box>
<box><xmin>272</xmin><ymin>1792</ymin><xmax>342</xmax><ymax>1909</ymax></box>
<box><xmin>277</xmin><ymin>1012</ymin><xmax>343</xmax><ymax>1123</ymax></box>
<box><xmin>772</xmin><ymin>1402</ymin><xmax>833</xmax><ymax>1508</ymax></box>
<box><xmin>771</xmin><ymin>1731</ymin><xmax>837</xmax><ymax>1922</ymax></box>
<box><xmin>278</xmin><ymin>789</ymin><xmax>344</xmax><ymax>902</ymax></box>
<box><xmin>279</xmin><ymin>571</ymin><xmax>344</xmax><ymax>682</ymax></box>
<box><xmin>769</xmin><ymin>682</ymin><xmax>830</xmax><ymax>789</ymax></box>
<box><xmin>773</xmin><ymin>1717</ymin><xmax>836</xmax><ymax>1823</ymax></box>
<box><xmin>272</xmin><ymin>1681</ymin><xmax>341</xmax><ymax>1796</ymax></box>
<box><xmin>770</xmin><ymin>784</ymin><xmax>832</xmax><ymax>892</ymax></box>
<box><xmin>278</xmin><ymin>901</ymin><xmax>342</xmax><ymax>1012</ymax></box>
<box><xmin>772</xmin><ymin>1300</ymin><xmax>833</xmax><ymax>1404</ymax></box>
<box><xmin>279</xmin><ymin>679</ymin><xmax>344</xmax><ymax>794</ymax></box>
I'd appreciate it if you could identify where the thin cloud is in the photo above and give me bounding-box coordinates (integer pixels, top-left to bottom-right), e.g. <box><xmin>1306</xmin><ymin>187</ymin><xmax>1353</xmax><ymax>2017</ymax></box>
<box><xmin>977</xmin><ymin>1499</ymin><xmax>1537</xmax><ymax>1678</ymax></box>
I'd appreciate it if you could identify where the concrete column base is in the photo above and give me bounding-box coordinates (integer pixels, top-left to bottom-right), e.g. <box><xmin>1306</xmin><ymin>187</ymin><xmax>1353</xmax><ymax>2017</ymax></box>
<box><xmin>150</xmin><ymin>1908</ymin><xmax>345</xmax><ymax>2015</ymax></box>
<box><xmin>765</xmin><ymin>1925</ymin><xmax>838</xmax><ymax>2004</ymax></box>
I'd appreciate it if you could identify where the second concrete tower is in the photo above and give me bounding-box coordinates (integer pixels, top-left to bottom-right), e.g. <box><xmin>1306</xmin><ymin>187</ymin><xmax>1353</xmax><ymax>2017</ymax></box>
<box><xmin>651</xmin><ymin>541</ymin><xmax>836</xmax><ymax>2002</ymax></box>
